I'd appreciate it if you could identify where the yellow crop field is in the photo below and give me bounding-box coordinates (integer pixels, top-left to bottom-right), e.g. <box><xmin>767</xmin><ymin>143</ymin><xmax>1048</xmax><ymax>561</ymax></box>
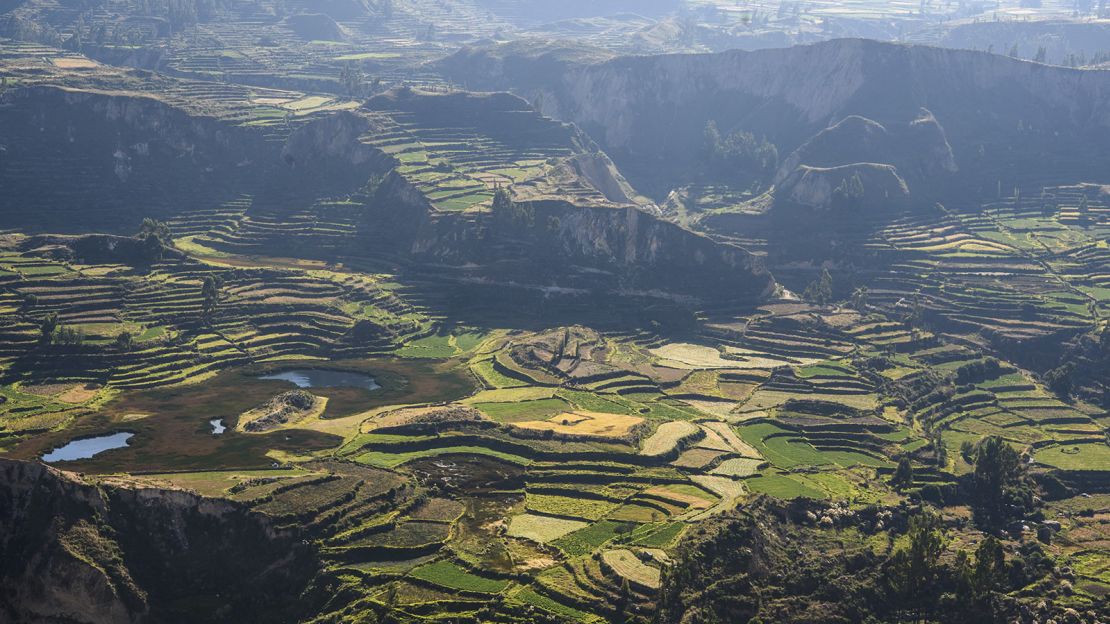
<box><xmin>512</xmin><ymin>411</ymin><xmax>643</xmax><ymax>440</ymax></box>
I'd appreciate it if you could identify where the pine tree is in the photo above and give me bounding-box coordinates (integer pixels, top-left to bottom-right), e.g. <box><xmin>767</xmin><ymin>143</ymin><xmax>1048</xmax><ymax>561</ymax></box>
<box><xmin>891</xmin><ymin>457</ymin><xmax>914</xmax><ymax>490</ymax></box>
<box><xmin>201</xmin><ymin>276</ymin><xmax>220</xmax><ymax>321</ymax></box>
<box><xmin>889</xmin><ymin>511</ymin><xmax>946</xmax><ymax>623</ymax></box>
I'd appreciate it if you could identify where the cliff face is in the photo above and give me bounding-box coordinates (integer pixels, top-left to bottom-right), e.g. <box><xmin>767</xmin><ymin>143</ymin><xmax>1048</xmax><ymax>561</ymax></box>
<box><xmin>0</xmin><ymin>459</ymin><xmax>318</xmax><ymax>624</ymax></box>
<box><xmin>399</xmin><ymin>199</ymin><xmax>775</xmax><ymax>303</ymax></box>
<box><xmin>0</xmin><ymin>86</ymin><xmax>264</xmax><ymax>232</ymax></box>
<box><xmin>0</xmin><ymin>87</ymin><xmax>393</xmax><ymax>233</ymax></box>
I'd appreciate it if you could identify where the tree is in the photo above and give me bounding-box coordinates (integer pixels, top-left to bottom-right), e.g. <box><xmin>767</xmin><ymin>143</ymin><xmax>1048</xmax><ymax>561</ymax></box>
<box><xmin>39</xmin><ymin>312</ymin><xmax>59</xmax><ymax>344</ymax></box>
<box><xmin>703</xmin><ymin>120</ymin><xmax>778</xmax><ymax>178</ymax></box>
<box><xmin>803</xmin><ymin>268</ymin><xmax>833</xmax><ymax>306</ymax></box>
<box><xmin>1077</xmin><ymin>195</ymin><xmax>1090</xmax><ymax>224</ymax></box>
<box><xmin>833</xmin><ymin>171</ymin><xmax>866</xmax><ymax>208</ymax></box>
<box><xmin>889</xmin><ymin>510</ymin><xmax>946</xmax><ymax>623</ymax></box>
<box><xmin>201</xmin><ymin>276</ymin><xmax>219</xmax><ymax>321</ymax></box>
<box><xmin>115</xmin><ymin>330</ymin><xmax>134</xmax><ymax>352</ymax></box>
<box><xmin>20</xmin><ymin>293</ymin><xmax>37</xmax><ymax>315</ymax></box>
<box><xmin>951</xmin><ymin>535</ymin><xmax>1008</xmax><ymax>620</ymax></box>
<box><xmin>1042</xmin><ymin>361</ymin><xmax>1075</xmax><ymax>399</ymax></box>
<box><xmin>931</xmin><ymin>431</ymin><xmax>948</xmax><ymax>468</ymax></box>
<box><xmin>703</xmin><ymin>120</ymin><xmax>722</xmax><ymax>156</ymax></box>
<box><xmin>491</xmin><ymin>187</ymin><xmax>534</xmax><ymax>228</ymax></box>
<box><xmin>137</xmin><ymin>218</ymin><xmax>172</xmax><ymax>265</ymax></box>
<box><xmin>851</xmin><ymin>286</ymin><xmax>869</xmax><ymax>312</ymax></box>
<box><xmin>54</xmin><ymin>325</ymin><xmax>84</xmax><ymax>346</ymax></box>
<box><xmin>139</xmin><ymin>217</ymin><xmax>172</xmax><ymax>244</ymax></box>
<box><xmin>970</xmin><ymin>536</ymin><xmax>1007</xmax><ymax>596</ymax></box>
<box><xmin>960</xmin><ymin>440</ymin><xmax>976</xmax><ymax>462</ymax></box>
<box><xmin>971</xmin><ymin>436</ymin><xmax>1035</xmax><ymax>529</ymax></box>
<box><xmin>491</xmin><ymin>187</ymin><xmax>512</xmax><ymax>215</ymax></box>
<box><xmin>340</xmin><ymin>61</ymin><xmax>365</xmax><ymax>97</ymax></box>
<box><xmin>891</xmin><ymin>457</ymin><xmax>914</xmax><ymax>490</ymax></box>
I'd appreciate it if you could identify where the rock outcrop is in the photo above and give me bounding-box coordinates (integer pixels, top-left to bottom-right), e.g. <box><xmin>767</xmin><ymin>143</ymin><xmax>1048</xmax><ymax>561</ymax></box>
<box><xmin>238</xmin><ymin>390</ymin><xmax>325</xmax><ymax>433</ymax></box>
<box><xmin>0</xmin><ymin>459</ymin><xmax>319</xmax><ymax>623</ymax></box>
<box><xmin>776</xmin><ymin>163</ymin><xmax>910</xmax><ymax>211</ymax></box>
<box><xmin>402</xmin><ymin>199</ymin><xmax>776</xmax><ymax>303</ymax></box>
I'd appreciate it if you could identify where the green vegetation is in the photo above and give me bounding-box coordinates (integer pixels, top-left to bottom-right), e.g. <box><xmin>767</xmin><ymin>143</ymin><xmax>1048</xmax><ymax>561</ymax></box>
<box><xmin>1</xmin><ymin>35</ymin><xmax>1107</xmax><ymax>624</ymax></box>
<box><xmin>409</xmin><ymin>560</ymin><xmax>509</xmax><ymax>593</ymax></box>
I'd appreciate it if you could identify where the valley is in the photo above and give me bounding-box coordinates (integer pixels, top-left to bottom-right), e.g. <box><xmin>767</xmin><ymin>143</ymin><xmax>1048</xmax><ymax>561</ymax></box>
<box><xmin>0</xmin><ymin>2</ymin><xmax>1108</xmax><ymax>623</ymax></box>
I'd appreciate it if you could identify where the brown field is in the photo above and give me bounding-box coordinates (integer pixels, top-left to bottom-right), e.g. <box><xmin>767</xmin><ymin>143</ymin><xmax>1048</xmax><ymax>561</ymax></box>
<box><xmin>51</xmin><ymin>57</ymin><xmax>98</xmax><ymax>69</ymax></box>
<box><xmin>512</xmin><ymin>411</ymin><xmax>643</xmax><ymax>440</ymax></box>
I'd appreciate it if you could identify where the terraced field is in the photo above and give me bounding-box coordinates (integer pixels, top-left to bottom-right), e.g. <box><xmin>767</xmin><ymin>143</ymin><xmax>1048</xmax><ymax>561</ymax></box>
<box><xmin>3</xmin><ymin>193</ymin><xmax>1108</xmax><ymax>622</ymax></box>
<box><xmin>2</xmin><ymin>23</ymin><xmax>1109</xmax><ymax>623</ymax></box>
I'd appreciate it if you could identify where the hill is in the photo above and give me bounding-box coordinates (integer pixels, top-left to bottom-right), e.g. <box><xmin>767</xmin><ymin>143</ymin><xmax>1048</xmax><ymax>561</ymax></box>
<box><xmin>437</xmin><ymin>38</ymin><xmax>1110</xmax><ymax>200</ymax></box>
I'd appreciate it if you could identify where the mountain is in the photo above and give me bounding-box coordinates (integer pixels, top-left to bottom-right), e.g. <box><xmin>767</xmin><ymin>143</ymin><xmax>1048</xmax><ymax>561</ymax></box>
<box><xmin>437</xmin><ymin>38</ymin><xmax>1110</xmax><ymax>200</ymax></box>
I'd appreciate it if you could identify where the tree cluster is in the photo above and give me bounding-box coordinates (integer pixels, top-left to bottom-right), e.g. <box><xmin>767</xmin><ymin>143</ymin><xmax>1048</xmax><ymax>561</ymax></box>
<box><xmin>703</xmin><ymin>121</ymin><xmax>779</xmax><ymax>179</ymax></box>
<box><xmin>656</xmin><ymin>499</ymin><xmax>1063</xmax><ymax>624</ymax></box>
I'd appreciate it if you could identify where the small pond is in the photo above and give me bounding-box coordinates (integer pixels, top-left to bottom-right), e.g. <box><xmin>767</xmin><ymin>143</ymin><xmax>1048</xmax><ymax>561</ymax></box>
<box><xmin>42</xmin><ymin>432</ymin><xmax>134</xmax><ymax>463</ymax></box>
<box><xmin>209</xmin><ymin>418</ymin><xmax>226</xmax><ymax>435</ymax></box>
<box><xmin>257</xmin><ymin>369</ymin><xmax>380</xmax><ymax>391</ymax></box>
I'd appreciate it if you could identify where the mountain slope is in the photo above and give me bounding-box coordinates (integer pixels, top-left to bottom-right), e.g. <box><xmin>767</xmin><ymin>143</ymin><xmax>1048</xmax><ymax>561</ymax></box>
<box><xmin>438</xmin><ymin>38</ymin><xmax>1110</xmax><ymax>198</ymax></box>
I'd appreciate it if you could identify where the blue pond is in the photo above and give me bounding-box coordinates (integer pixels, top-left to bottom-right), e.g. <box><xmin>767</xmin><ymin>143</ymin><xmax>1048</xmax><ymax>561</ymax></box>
<box><xmin>42</xmin><ymin>432</ymin><xmax>134</xmax><ymax>463</ymax></box>
<box><xmin>210</xmin><ymin>418</ymin><xmax>226</xmax><ymax>434</ymax></box>
<box><xmin>257</xmin><ymin>369</ymin><xmax>380</xmax><ymax>391</ymax></box>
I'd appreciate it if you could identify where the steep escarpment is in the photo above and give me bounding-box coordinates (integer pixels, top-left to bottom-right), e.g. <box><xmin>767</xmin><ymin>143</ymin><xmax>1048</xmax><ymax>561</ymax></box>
<box><xmin>0</xmin><ymin>85</ymin><xmax>262</xmax><ymax>232</ymax></box>
<box><xmin>471</xmin><ymin>0</ymin><xmax>682</xmax><ymax>25</ymax></box>
<box><xmin>0</xmin><ymin>86</ymin><xmax>392</xmax><ymax>233</ymax></box>
<box><xmin>373</xmin><ymin>179</ymin><xmax>775</xmax><ymax>303</ymax></box>
<box><xmin>0</xmin><ymin>459</ymin><xmax>319</xmax><ymax>624</ymax></box>
<box><xmin>434</xmin><ymin>39</ymin><xmax>617</xmax><ymax>95</ymax></box>
<box><xmin>768</xmin><ymin>110</ymin><xmax>950</xmax><ymax>211</ymax></box>
<box><xmin>937</xmin><ymin>20</ymin><xmax>1110</xmax><ymax>66</ymax></box>
<box><xmin>658</xmin><ymin>497</ymin><xmax>1084</xmax><ymax>624</ymax></box>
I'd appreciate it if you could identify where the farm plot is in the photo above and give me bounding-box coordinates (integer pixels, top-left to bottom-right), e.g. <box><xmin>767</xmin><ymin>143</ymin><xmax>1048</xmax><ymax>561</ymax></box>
<box><xmin>508</xmin><ymin>513</ymin><xmax>589</xmax><ymax>543</ymax></box>
<box><xmin>640</xmin><ymin>421</ymin><xmax>701</xmax><ymax>457</ymax></box>
<box><xmin>512</xmin><ymin>411</ymin><xmax>643</xmax><ymax>441</ymax></box>
<box><xmin>1035</xmin><ymin>443</ymin><xmax>1110</xmax><ymax>471</ymax></box>
<box><xmin>409</xmin><ymin>560</ymin><xmax>510</xmax><ymax>594</ymax></box>
<box><xmin>525</xmin><ymin>493</ymin><xmax>620</xmax><ymax>521</ymax></box>
<box><xmin>601</xmin><ymin>549</ymin><xmax>662</xmax><ymax>590</ymax></box>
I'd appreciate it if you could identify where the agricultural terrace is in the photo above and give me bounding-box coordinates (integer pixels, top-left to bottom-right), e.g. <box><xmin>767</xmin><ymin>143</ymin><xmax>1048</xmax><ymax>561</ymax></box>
<box><xmin>4</xmin><ymin>225</ymin><xmax>1108</xmax><ymax>621</ymax></box>
<box><xmin>0</xmin><ymin>46</ymin><xmax>1106</xmax><ymax>618</ymax></box>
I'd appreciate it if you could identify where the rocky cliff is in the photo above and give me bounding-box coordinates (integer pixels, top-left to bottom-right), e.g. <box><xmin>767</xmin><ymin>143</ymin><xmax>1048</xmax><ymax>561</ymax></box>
<box><xmin>0</xmin><ymin>459</ymin><xmax>319</xmax><ymax>624</ymax></box>
<box><xmin>0</xmin><ymin>86</ymin><xmax>392</xmax><ymax>233</ymax></box>
<box><xmin>373</xmin><ymin>180</ymin><xmax>775</xmax><ymax>303</ymax></box>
